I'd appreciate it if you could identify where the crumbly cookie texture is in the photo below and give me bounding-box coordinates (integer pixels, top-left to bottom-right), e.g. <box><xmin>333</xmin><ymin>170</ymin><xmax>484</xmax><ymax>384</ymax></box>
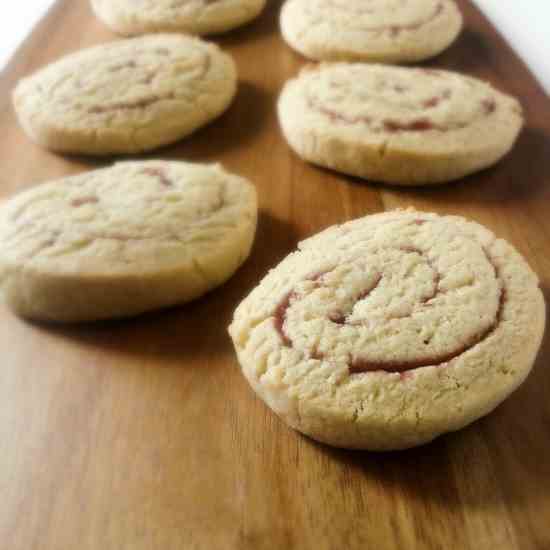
<box><xmin>91</xmin><ymin>0</ymin><xmax>267</xmax><ymax>36</ymax></box>
<box><xmin>280</xmin><ymin>0</ymin><xmax>463</xmax><ymax>63</ymax></box>
<box><xmin>229</xmin><ymin>210</ymin><xmax>545</xmax><ymax>450</ymax></box>
<box><xmin>12</xmin><ymin>34</ymin><xmax>237</xmax><ymax>155</ymax></box>
<box><xmin>0</xmin><ymin>161</ymin><xmax>257</xmax><ymax>322</ymax></box>
<box><xmin>278</xmin><ymin>64</ymin><xmax>523</xmax><ymax>185</ymax></box>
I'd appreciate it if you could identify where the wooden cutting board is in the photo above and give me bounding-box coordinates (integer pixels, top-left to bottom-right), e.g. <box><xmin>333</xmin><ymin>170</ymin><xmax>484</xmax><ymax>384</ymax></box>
<box><xmin>1</xmin><ymin>2</ymin><xmax>549</xmax><ymax>549</ymax></box>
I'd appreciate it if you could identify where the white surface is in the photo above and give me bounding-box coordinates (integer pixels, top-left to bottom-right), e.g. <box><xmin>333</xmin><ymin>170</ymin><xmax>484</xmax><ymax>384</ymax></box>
<box><xmin>474</xmin><ymin>0</ymin><xmax>550</xmax><ymax>93</ymax></box>
<box><xmin>0</xmin><ymin>1</ymin><xmax>56</xmax><ymax>69</ymax></box>
<box><xmin>0</xmin><ymin>0</ymin><xmax>549</xmax><ymax>94</ymax></box>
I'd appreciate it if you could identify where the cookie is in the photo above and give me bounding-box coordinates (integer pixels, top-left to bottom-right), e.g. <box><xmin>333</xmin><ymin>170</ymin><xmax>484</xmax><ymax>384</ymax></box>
<box><xmin>0</xmin><ymin>161</ymin><xmax>257</xmax><ymax>322</ymax></box>
<box><xmin>12</xmin><ymin>35</ymin><xmax>237</xmax><ymax>155</ymax></box>
<box><xmin>278</xmin><ymin>64</ymin><xmax>523</xmax><ymax>185</ymax></box>
<box><xmin>91</xmin><ymin>0</ymin><xmax>267</xmax><ymax>36</ymax></box>
<box><xmin>280</xmin><ymin>0</ymin><xmax>463</xmax><ymax>63</ymax></box>
<box><xmin>229</xmin><ymin>210</ymin><xmax>545</xmax><ymax>450</ymax></box>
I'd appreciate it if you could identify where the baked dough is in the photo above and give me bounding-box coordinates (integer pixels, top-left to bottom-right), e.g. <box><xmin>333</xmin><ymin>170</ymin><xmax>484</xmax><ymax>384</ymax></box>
<box><xmin>229</xmin><ymin>210</ymin><xmax>545</xmax><ymax>450</ymax></box>
<box><xmin>13</xmin><ymin>34</ymin><xmax>237</xmax><ymax>155</ymax></box>
<box><xmin>91</xmin><ymin>0</ymin><xmax>267</xmax><ymax>36</ymax></box>
<box><xmin>278</xmin><ymin>63</ymin><xmax>523</xmax><ymax>185</ymax></box>
<box><xmin>0</xmin><ymin>161</ymin><xmax>257</xmax><ymax>322</ymax></box>
<box><xmin>280</xmin><ymin>0</ymin><xmax>463</xmax><ymax>63</ymax></box>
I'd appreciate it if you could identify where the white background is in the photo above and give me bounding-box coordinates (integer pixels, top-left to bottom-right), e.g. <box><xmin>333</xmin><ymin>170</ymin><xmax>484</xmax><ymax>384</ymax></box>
<box><xmin>1</xmin><ymin>0</ymin><xmax>549</xmax><ymax>93</ymax></box>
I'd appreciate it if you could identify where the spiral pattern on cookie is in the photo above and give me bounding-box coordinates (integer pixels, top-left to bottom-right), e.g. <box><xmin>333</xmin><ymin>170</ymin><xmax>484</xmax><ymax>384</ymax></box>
<box><xmin>0</xmin><ymin>162</ymin><xmax>250</xmax><ymax>261</ymax></box>
<box><xmin>24</xmin><ymin>38</ymin><xmax>212</xmax><ymax>118</ymax></box>
<box><xmin>232</xmin><ymin>210</ymin><xmax>523</xmax><ymax>376</ymax></box>
<box><xmin>273</xmin><ymin>238</ymin><xmax>503</xmax><ymax>374</ymax></box>
<box><xmin>91</xmin><ymin>0</ymin><xmax>267</xmax><ymax>36</ymax></box>
<box><xmin>304</xmin><ymin>64</ymin><xmax>499</xmax><ymax>134</ymax></box>
<box><xmin>280</xmin><ymin>0</ymin><xmax>463</xmax><ymax>63</ymax></box>
<box><xmin>301</xmin><ymin>0</ymin><xmax>447</xmax><ymax>35</ymax></box>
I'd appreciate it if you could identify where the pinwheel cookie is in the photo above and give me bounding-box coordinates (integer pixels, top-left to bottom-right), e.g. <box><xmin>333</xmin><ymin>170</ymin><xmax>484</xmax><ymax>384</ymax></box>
<box><xmin>281</xmin><ymin>0</ymin><xmax>463</xmax><ymax>63</ymax></box>
<box><xmin>91</xmin><ymin>0</ymin><xmax>267</xmax><ymax>36</ymax></box>
<box><xmin>229</xmin><ymin>210</ymin><xmax>545</xmax><ymax>450</ymax></box>
<box><xmin>13</xmin><ymin>34</ymin><xmax>237</xmax><ymax>155</ymax></box>
<box><xmin>0</xmin><ymin>161</ymin><xmax>257</xmax><ymax>322</ymax></box>
<box><xmin>278</xmin><ymin>64</ymin><xmax>523</xmax><ymax>185</ymax></box>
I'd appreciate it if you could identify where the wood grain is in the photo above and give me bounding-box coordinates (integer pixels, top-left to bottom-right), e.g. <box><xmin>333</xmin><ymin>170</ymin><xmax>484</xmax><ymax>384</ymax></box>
<box><xmin>1</xmin><ymin>2</ymin><xmax>549</xmax><ymax>549</ymax></box>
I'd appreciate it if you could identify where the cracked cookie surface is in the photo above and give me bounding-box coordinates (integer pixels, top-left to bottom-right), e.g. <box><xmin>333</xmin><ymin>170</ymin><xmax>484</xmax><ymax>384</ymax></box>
<box><xmin>278</xmin><ymin>64</ymin><xmax>523</xmax><ymax>185</ymax></box>
<box><xmin>12</xmin><ymin>34</ymin><xmax>237</xmax><ymax>155</ymax></box>
<box><xmin>91</xmin><ymin>0</ymin><xmax>267</xmax><ymax>36</ymax></box>
<box><xmin>0</xmin><ymin>161</ymin><xmax>257</xmax><ymax>322</ymax></box>
<box><xmin>280</xmin><ymin>0</ymin><xmax>462</xmax><ymax>63</ymax></box>
<box><xmin>229</xmin><ymin>210</ymin><xmax>545</xmax><ymax>450</ymax></box>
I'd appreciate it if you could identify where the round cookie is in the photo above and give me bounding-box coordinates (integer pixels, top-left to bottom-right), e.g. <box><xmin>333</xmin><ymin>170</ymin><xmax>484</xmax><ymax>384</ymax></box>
<box><xmin>91</xmin><ymin>0</ymin><xmax>267</xmax><ymax>36</ymax></box>
<box><xmin>229</xmin><ymin>210</ymin><xmax>545</xmax><ymax>450</ymax></box>
<box><xmin>0</xmin><ymin>161</ymin><xmax>257</xmax><ymax>322</ymax></box>
<box><xmin>278</xmin><ymin>64</ymin><xmax>523</xmax><ymax>185</ymax></box>
<box><xmin>12</xmin><ymin>35</ymin><xmax>237</xmax><ymax>155</ymax></box>
<box><xmin>280</xmin><ymin>0</ymin><xmax>463</xmax><ymax>63</ymax></box>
